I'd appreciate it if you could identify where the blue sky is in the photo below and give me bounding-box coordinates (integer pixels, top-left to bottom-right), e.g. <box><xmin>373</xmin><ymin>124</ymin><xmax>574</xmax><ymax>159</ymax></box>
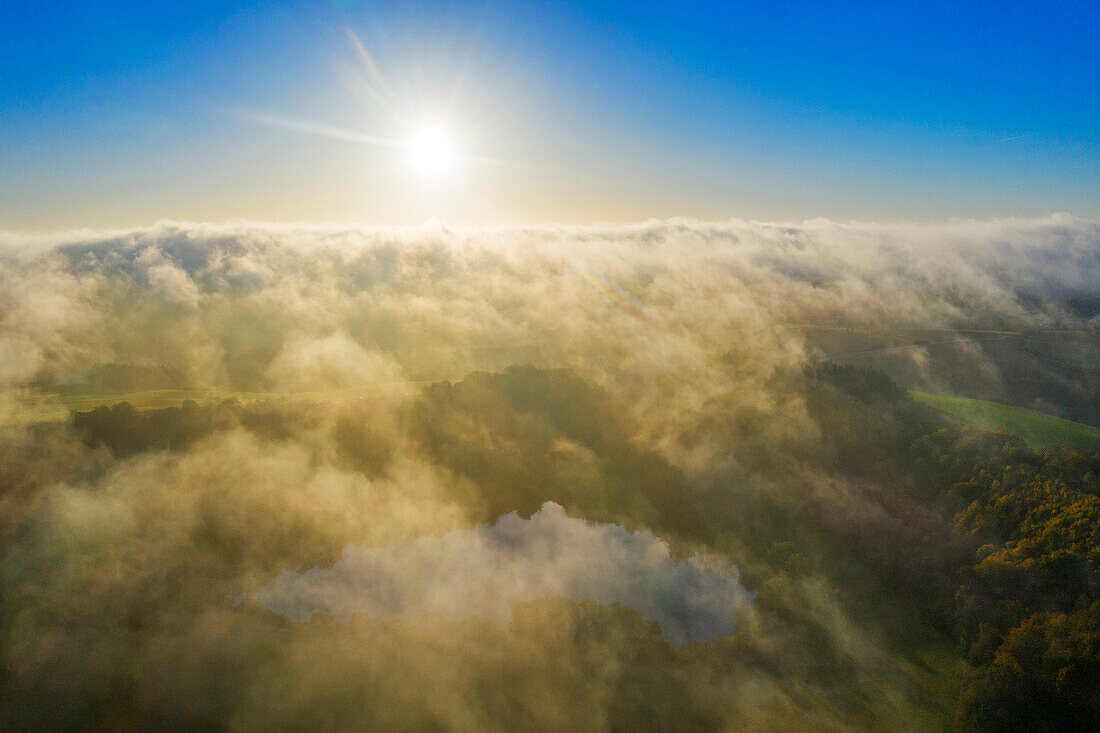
<box><xmin>2</xmin><ymin>1</ymin><xmax>1098</xmax><ymax>228</ymax></box>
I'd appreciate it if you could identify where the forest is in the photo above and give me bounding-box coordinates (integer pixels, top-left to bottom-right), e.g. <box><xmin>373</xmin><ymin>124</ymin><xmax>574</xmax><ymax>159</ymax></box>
<box><xmin>0</xmin><ymin>362</ymin><xmax>1093</xmax><ymax>729</ymax></box>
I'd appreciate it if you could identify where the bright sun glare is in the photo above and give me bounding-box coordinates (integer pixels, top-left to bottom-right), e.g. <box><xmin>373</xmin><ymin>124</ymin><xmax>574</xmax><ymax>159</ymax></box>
<box><xmin>407</xmin><ymin>125</ymin><xmax>457</xmax><ymax>179</ymax></box>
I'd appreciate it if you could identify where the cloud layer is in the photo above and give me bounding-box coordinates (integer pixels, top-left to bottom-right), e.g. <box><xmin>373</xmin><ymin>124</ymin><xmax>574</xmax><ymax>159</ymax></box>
<box><xmin>2</xmin><ymin>215</ymin><xmax>1096</xmax><ymax>441</ymax></box>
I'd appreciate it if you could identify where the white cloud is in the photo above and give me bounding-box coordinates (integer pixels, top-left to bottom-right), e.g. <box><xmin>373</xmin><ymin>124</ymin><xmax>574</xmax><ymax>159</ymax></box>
<box><xmin>254</xmin><ymin>501</ymin><xmax>752</xmax><ymax>646</ymax></box>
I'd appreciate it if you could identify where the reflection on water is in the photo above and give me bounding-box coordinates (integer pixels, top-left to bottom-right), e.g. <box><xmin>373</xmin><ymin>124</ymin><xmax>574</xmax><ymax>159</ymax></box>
<box><xmin>254</xmin><ymin>502</ymin><xmax>752</xmax><ymax>646</ymax></box>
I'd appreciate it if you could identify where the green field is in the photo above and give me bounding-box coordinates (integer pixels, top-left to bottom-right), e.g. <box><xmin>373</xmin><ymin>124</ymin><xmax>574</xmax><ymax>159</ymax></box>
<box><xmin>911</xmin><ymin>390</ymin><xmax>1100</xmax><ymax>453</ymax></box>
<box><xmin>10</xmin><ymin>385</ymin><xmax>1100</xmax><ymax>458</ymax></box>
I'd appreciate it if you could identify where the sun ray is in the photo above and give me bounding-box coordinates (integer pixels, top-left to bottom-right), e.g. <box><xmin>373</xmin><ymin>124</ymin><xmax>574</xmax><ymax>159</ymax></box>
<box><xmin>342</xmin><ymin>28</ymin><xmax>406</xmax><ymax>126</ymax></box>
<box><xmin>234</xmin><ymin>110</ymin><xmax>405</xmax><ymax>151</ymax></box>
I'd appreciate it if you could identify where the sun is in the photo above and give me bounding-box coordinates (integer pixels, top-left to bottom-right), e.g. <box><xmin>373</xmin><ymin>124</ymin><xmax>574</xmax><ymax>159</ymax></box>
<box><xmin>407</xmin><ymin>125</ymin><xmax>456</xmax><ymax>179</ymax></box>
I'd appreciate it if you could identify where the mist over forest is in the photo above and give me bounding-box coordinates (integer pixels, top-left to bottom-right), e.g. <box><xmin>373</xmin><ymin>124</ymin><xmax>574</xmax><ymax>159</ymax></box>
<box><xmin>1</xmin><ymin>217</ymin><xmax>1098</xmax><ymax>730</ymax></box>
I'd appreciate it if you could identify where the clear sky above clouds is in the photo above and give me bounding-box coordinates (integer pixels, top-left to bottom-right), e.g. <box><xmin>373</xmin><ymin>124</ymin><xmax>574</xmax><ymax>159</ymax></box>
<box><xmin>2</xmin><ymin>0</ymin><xmax>1098</xmax><ymax>229</ymax></box>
